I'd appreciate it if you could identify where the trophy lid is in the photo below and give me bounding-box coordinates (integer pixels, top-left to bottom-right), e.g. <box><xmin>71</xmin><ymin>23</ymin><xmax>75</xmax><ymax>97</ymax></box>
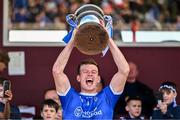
<box><xmin>75</xmin><ymin>4</ymin><xmax>104</xmax><ymax>24</ymax></box>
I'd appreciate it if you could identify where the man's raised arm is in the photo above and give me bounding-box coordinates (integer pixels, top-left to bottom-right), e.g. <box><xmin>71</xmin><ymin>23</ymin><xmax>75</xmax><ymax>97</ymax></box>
<box><xmin>52</xmin><ymin>36</ymin><xmax>75</xmax><ymax>95</ymax></box>
<box><xmin>108</xmin><ymin>38</ymin><xmax>129</xmax><ymax>93</ymax></box>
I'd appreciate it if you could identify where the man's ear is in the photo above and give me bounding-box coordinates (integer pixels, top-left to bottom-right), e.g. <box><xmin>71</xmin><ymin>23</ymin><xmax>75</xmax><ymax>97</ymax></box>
<box><xmin>41</xmin><ymin>111</ymin><xmax>43</xmax><ymax>118</ymax></box>
<box><xmin>77</xmin><ymin>75</ymin><xmax>80</xmax><ymax>82</ymax></box>
<box><xmin>98</xmin><ymin>76</ymin><xmax>100</xmax><ymax>83</ymax></box>
<box><xmin>174</xmin><ymin>92</ymin><xmax>177</xmax><ymax>98</ymax></box>
<box><xmin>125</xmin><ymin>105</ymin><xmax>129</xmax><ymax>112</ymax></box>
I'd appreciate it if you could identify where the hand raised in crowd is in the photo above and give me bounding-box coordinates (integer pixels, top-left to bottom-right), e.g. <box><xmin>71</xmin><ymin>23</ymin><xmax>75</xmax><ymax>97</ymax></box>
<box><xmin>4</xmin><ymin>90</ymin><xmax>13</xmax><ymax>101</ymax></box>
<box><xmin>157</xmin><ymin>101</ymin><xmax>168</xmax><ymax>114</ymax></box>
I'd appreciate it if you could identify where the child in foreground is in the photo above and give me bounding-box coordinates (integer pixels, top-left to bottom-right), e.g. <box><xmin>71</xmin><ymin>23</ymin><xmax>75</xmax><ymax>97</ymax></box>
<box><xmin>41</xmin><ymin>99</ymin><xmax>59</xmax><ymax>120</ymax></box>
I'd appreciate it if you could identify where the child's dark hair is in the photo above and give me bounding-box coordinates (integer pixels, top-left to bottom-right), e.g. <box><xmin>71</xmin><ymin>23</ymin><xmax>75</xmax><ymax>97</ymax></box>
<box><xmin>41</xmin><ymin>99</ymin><xmax>59</xmax><ymax>112</ymax></box>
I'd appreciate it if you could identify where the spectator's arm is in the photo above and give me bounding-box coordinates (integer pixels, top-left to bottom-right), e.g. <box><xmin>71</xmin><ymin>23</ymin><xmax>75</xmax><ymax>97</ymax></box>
<box><xmin>1</xmin><ymin>90</ymin><xmax>12</xmax><ymax>119</ymax></box>
<box><xmin>3</xmin><ymin>101</ymin><xmax>10</xmax><ymax>119</ymax></box>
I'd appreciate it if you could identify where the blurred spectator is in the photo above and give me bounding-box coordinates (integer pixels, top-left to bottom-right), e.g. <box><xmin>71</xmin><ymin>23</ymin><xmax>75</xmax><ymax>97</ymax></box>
<box><xmin>26</xmin><ymin>0</ymin><xmax>44</xmax><ymax>23</ymax></box>
<box><xmin>0</xmin><ymin>78</ymin><xmax>11</xmax><ymax>119</ymax></box>
<box><xmin>9</xmin><ymin>0</ymin><xmax>180</xmax><ymax>31</ymax></box>
<box><xmin>0</xmin><ymin>77</ymin><xmax>21</xmax><ymax>119</ymax></box>
<box><xmin>69</xmin><ymin>0</ymin><xmax>80</xmax><ymax>13</ymax></box>
<box><xmin>14</xmin><ymin>0</ymin><xmax>28</xmax><ymax>8</ymax></box>
<box><xmin>14</xmin><ymin>7</ymin><xmax>28</xmax><ymax>23</ymax></box>
<box><xmin>44</xmin><ymin>89</ymin><xmax>61</xmax><ymax>106</ymax></box>
<box><xmin>44</xmin><ymin>89</ymin><xmax>62</xmax><ymax>120</ymax></box>
<box><xmin>152</xmin><ymin>81</ymin><xmax>180</xmax><ymax>119</ymax></box>
<box><xmin>35</xmin><ymin>10</ymin><xmax>52</xmax><ymax>28</ymax></box>
<box><xmin>0</xmin><ymin>49</ymin><xmax>10</xmax><ymax>73</ymax></box>
<box><xmin>120</xmin><ymin>95</ymin><xmax>144</xmax><ymax>120</ymax></box>
<box><xmin>44</xmin><ymin>0</ymin><xmax>58</xmax><ymax>22</ymax></box>
<box><xmin>41</xmin><ymin>99</ymin><xmax>59</xmax><ymax>120</ymax></box>
<box><xmin>114</xmin><ymin>61</ymin><xmax>156</xmax><ymax>119</ymax></box>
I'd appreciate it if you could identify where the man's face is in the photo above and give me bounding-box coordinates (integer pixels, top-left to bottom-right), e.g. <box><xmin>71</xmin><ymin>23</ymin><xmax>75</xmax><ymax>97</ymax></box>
<box><xmin>41</xmin><ymin>105</ymin><xmax>57</xmax><ymax>120</ymax></box>
<box><xmin>0</xmin><ymin>62</ymin><xmax>6</xmax><ymax>72</ymax></box>
<box><xmin>127</xmin><ymin>62</ymin><xmax>138</xmax><ymax>83</ymax></box>
<box><xmin>126</xmin><ymin>100</ymin><xmax>142</xmax><ymax>118</ymax></box>
<box><xmin>77</xmin><ymin>64</ymin><xmax>100</xmax><ymax>93</ymax></box>
<box><xmin>45</xmin><ymin>90</ymin><xmax>60</xmax><ymax>105</ymax></box>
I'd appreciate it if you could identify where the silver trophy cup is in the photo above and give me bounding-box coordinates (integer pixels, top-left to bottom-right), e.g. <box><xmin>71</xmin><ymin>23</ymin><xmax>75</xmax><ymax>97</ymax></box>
<box><xmin>67</xmin><ymin>4</ymin><xmax>109</xmax><ymax>55</ymax></box>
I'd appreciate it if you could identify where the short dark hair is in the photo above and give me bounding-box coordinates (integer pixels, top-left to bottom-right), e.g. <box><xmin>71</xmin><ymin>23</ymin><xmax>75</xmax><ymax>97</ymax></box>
<box><xmin>77</xmin><ymin>58</ymin><xmax>100</xmax><ymax>75</ymax></box>
<box><xmin>0</xmin><ymin>50</ymin><xmax>10</xmax><ymax>66</ymax></box>
<box><xmin>41</xmin><ymin>99</ymin><xmax>59</xmax><ymax>112</ymax></box>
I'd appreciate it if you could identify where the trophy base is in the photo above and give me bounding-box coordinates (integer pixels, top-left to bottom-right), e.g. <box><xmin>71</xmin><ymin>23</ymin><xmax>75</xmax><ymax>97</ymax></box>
<box><xmin>74</xmin><ymin>22</ymin><xmax>109</xmax><ymax>55</ymax></box>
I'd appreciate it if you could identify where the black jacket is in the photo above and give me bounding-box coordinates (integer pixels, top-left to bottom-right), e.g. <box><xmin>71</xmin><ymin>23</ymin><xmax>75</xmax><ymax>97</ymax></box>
<box><xmin>152</xmin><ymin>102</ymin><xmax>180</xmax><ymax>119</ymax></box>
<box><xmin>0</xmin><ymin>102</ymin><xmax>21</xmax><ymax>119</ymax></box>
<box><xmin>120</xmin><ymin>114</ymin><xmax>144</xmax><ymax>120</ymax></box>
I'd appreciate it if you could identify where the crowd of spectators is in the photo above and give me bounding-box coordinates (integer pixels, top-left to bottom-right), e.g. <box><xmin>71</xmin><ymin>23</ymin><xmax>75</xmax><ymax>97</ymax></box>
<box><xmin>9</xmin><ymin>0</ymin><xmax>180</xmax><ymax>32</ymax></box>
<box><xmin>9</xmin><ymin>0</ymin><xmax>180</xmax><ymax>40</ymax></box>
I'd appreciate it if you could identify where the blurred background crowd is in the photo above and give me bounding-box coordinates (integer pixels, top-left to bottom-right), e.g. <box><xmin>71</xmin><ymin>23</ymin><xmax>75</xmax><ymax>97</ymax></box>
<box><xmin>9</xmin><ymin>0</ymin><xmax>180</xmax><ymax>32</ymax></box>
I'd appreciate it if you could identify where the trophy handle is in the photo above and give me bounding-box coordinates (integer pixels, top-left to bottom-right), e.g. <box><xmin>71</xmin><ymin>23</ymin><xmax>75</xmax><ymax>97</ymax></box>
<box><xmin>104</xmin><ymin>15</ymin><xmax>113</xmax><ymax>38</ymax></box>
<box><xmin>66</xmin><ymin>14</ymin><xmax>78</xmax><ymax>28</ymax></box>
<box><xmin>63</xmin><ymin>14</ymin><xmax>78</xmax><ymax>44</ymax></box>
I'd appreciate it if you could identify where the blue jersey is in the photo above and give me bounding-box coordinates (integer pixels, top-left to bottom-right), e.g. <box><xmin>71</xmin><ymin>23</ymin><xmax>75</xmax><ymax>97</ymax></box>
<box><xmin>59</xmin><ymin>86</ymin><xmax>121</xmax><ymax>119</ymax></box>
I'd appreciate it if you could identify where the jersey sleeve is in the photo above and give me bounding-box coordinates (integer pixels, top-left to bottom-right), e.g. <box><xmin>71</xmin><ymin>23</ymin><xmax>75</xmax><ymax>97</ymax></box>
<box><xmin>58</xmin><ymin>87</ymin><xmax>77</xmax><ymax>110</ymax></box>
<box><xmin>103</xmin><ymin>86</ymin><xmax>122</xmax><ymax>108</ymax></box>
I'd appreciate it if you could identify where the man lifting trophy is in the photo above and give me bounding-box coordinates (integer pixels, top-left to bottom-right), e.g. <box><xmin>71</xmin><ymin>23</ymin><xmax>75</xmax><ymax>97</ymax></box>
<box><xmin>63</xmin><ymin>4</ymin><xmax>113</xmax><ymax>55</ymax></box>
<box><xmin>53</xmin><ymin>3</ymin><xmax>129</xmax><ymax>119</ymax></box>
<box><xmin>53</xmin><ymin>4</ymin><xmax>129</xmax><ymax>119</ymax></box>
